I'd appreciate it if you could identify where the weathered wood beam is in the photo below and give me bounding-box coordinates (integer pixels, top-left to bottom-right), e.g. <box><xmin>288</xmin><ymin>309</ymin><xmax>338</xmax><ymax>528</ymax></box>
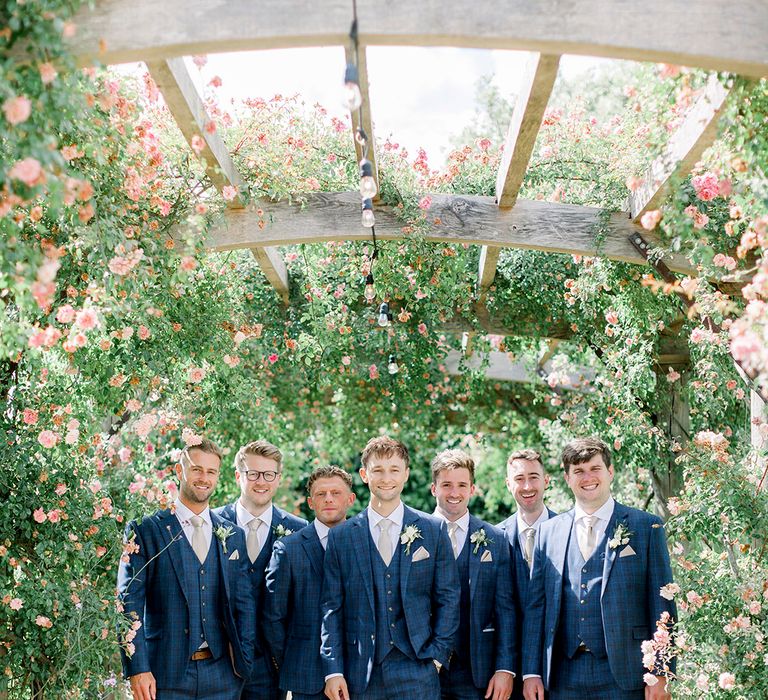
<box><xmin>630</xmin><ymin>74</ymin><xmax>731</xmax><ymax>220</ymax></box>
<box><xmin>67</xmin><ymin>1</ymin><xmax>768</xmax><ymax>77</ymax></box>
<box><xmin>147</xmin><ymin>58</ymin><xmax>290</xmax><ymax>303</ymax></box>
<box><xmin>345</xmin><ymin>45</ymin><xmax>379</xmax><ymax>200</ymax></box>
<box><xmin>205</xmin><ymin>192</ymin><xmax>695</xmax><ymax>275</ymax></box>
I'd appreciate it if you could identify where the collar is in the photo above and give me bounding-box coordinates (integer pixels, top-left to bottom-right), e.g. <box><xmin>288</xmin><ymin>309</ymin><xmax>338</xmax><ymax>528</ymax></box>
<box><xmin>433</xmin><ymin>509</ymin><xmax>470</xmax><ymax>533</ymax></box>
<box><xmin>516</xmin><ymin>507</ymin><xmax>549</xmax><ymax>533</ymax></box>
<box><xmin>314</xmin><ymin>518</ymin><xmax>330</xmax><ymax>542</ymax></box>
<box><xmin>236</xmin><ymin>500</ymin><xmax>273</xmax><ymax>530</ymax></box>
<box><xmin>367</xmin><ymin>501</ymin><xmax>404</xmax><ymax>530</ymax></box>
<box><xmin>174</xmin><ymin>498</ymin><xmax>211</xmax><ymax>526</ymax></box>
<box><xmin>575</xmin><ymin>496</ymin><xmax>615</xmax><ymax>523</ymax></box>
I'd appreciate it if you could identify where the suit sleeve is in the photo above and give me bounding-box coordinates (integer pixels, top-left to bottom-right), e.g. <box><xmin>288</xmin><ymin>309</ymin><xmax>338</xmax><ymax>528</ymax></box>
<box><xmin>116</xmin><ymin>521</ymin><xmax>151</xmax><ymax>678</ymax></box>
<box><xmin>521</xmin><ymin>532</ymin><xmax>546</xmax><ymax>677</ymax></box>
<box><xmin>425</xmin><ymin>522</ymin><xmax>460</xmax><ymax>666</ymax></box>
<box><xmin>230</xmin><ymin>530</ymin><xmax>257</xmax><ymax>677</ymax></box>
<box><xmin>646</xmin><ymin>516</ymin><xmax>677</xmax><ymax>675</ymax></box>
<box><xmin>320</xmin><ymin>529</ymin><xmax>345</xmax><ymax>677</ymax></box>
<box><xmin>264</xmin><ymin>539</ymin><xmax>291</xmax><ymax>667</ymax></box>
<box><xmin>494</xmin><ymin>533</ymin><xmax>517</xmax><ymax>673</ymax></box>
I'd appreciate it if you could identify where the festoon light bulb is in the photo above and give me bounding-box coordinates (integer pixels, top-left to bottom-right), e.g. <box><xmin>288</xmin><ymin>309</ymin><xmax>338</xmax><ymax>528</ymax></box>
<box><xmin>377</xmin><ymin>302</ymin><xmax>390</xmax><ymax>327</ymax></box>
<box><xmin>343</xmin><ymin>63</ymin><xmax>362</xmax><ymax>111</ymax></box>
<box><xmin>359</xmin><ymin>159</ymin><xmax>377</xmax><ymax>199</ymax></box>
<box><xmin>387</xmin><ymin>354</ymin><xmax>399</xmax><ymax>375</ymax></box>
<box><xmin>361</xmin><ymin>199</ymin><xmax>375</xmax><ymax>228</ymax></box>
<box><xmin>364</xmin><ymin>273</ymin><xmax>375</xmax><ymax>302</ymax></box>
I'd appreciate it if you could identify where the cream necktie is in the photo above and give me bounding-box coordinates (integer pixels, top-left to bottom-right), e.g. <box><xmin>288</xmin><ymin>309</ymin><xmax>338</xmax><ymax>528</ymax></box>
<box><xmin>580</xmin><ymin>515</ymin><xmax>596</xmax><ymax>560</ymax></box>
<box><xmin>190</xmin><ymin>515</ymin><xmax>207</xmax><ymax>563</ymax></box>
<box><xmin>447</xmin><ymin>521</ymin><xmax>459</xmax><ymax>558</ymax></box>
<box><xmin>523</xmin><ymin>527</ymin><xmax>536</xmax><ymax>569</ymax></box>
<box><xmin>247</xmin><ymin>518</ymin><xmax>262</xmax><ymax>563</ymax></box>
<box><xmin>378</xmin><ymin>518</ymin><xmax>393</xmax><ymax>565</ymax></box>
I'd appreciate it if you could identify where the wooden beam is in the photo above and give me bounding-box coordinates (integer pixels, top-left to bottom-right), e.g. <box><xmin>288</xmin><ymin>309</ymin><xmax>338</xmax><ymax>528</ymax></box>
<box><xmin>147</xmin><ymin>58</ymin><xmax>290</xmax><ymax>302</ymax></box>
<box><xmin>67</xmin><ymin>1</ymin><xmax>768</xmax><ymax>77</ymax></box>
<box><xmin>205</xmin><ymin>192</ymin><xmax>696</xmax><ymax>275</ymax></box>
<box><xmin>345</xmin><ymin>45</ymin><xmax>379</xmax><ymax>199</ymax></box>
<box><xmin>477</xmin><ymin>246</ymin><xmax>502</xmax><ymax>293</ymax></box>
<box><xmin>630</xmin><ymin>74</ymin><xmax>730</xmax><ymax>220</ymax></box>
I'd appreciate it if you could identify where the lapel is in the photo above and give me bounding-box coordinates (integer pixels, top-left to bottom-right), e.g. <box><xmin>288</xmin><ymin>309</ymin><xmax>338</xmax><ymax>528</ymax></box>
<box><xmin>351</xmin><ymin>511</ymin><xmax>375</xmax><ymax>613</ymax></box>
<box><xmin>157</xmin><ymin>509</ymin><xmax>190</xmax><ymax>603</ymax></box>
<box><xmin>265</xmin><ymin>505</ymin><xmax>286</xmax><ymax>552</ymax></box>
<box><xmin>468</xmin><ymin>514</ymin><xmax>483</xmax><ymax>601</ymax></box>
<box><xmin>399</xmin><ymin>505</ymin><xmax>419</xmax><ymax>596</ymax></box>
<box><xmin>210</xmin><ymin>511</ymin><xmax>232</xmax><ymax>602</ymax></box>
<box><xmin>302</xmin><ymin>522</ymin><xmax>325</xmax><ymax>576</ymax></box>
<box><xmin>551</xmin><ymin>510</ymin><xmax>574</xmax><ymax>616</ymax></box>
<box><xmin>601</xmin><ymin>501</ymin><xmax>627</xmax><ymax>599</ymax></box>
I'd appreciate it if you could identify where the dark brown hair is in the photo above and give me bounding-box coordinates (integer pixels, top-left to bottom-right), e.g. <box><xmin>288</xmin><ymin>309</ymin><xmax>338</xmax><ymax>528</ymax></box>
<box><xmin>561</xmin><ymin>437</ymin><xmax>612</xmax><ymax>473</ymax></box>
<box><xmin>430</xmin><ymin>449</ymin><xmax>475</xmax><ymax>483</ymax></box>
<box><xmin>361</xmin><ymin>436</ymin><xmax>410</xmax><ymax>469</ymax></box>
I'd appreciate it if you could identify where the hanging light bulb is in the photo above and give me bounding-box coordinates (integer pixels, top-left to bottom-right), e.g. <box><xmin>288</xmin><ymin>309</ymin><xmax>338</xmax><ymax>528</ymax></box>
<box><xmin>361</xmin><ymin>198</ymin><xmax>375</xmax><ymax>228</ymax></box>
<box><xmin>364</xmin><ymin>273</ymin><xmax>375</xmax><ymax>302</ymax></box>
<box><xmin>377</xmin><ymin>302</ymin><xmax>390</xmax><ymax>327</ymax></box>
<box><xmin>359</xmin><ymin>159</ymin><xmax>377</xmax><ymax>199</ymax></box>
<box><xmin>342</xmin><ymin>63</ymin><xmax>362</xmax><ymax>111</ymax></box>
<box><xmin>388</xmin><ymin>354</ymin><xmax>399</xmax><ymax>375</ymax></box>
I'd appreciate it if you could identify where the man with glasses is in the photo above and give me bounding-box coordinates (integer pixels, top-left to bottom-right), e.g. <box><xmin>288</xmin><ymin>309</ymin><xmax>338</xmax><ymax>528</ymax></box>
<box><xmin>216</xmin><ymin>440</ymin><xmax>307</xmax><ymax>700</ymax></box>
<box><xmin>117</xmin><ymin>437</ymin><xmax>256</xmax><ymax>700</ymax></box>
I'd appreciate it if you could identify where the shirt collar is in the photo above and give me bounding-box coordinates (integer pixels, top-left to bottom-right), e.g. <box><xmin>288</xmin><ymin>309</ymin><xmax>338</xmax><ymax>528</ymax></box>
<box><xmin>236</xmin><ymin>500</ymin><xmax>273</xmax><ymax>530</ymax></box>
<box><xmin>367</xmin><ymin>501</ymin><xmax>404</xmax><ymax>531</ymax></box>
<box><xmin>575</xmin><ymin>497</ymin><xmax>615</xmax><ymax>524</ymax></box>
<box><xmin>433</xmin><ymin>509</ymin><xmax>470</xmax><ymax>533</ymax></box>
<box><xmin>314</xmin><ymin>518</ymin><xmax>330</xmax><ymax>542</ymax></box>
<box><xmin>516</xmin><ymin>507</ymin><xmax>549</xmax><ymax>533</ymax></box>
<box><xmin>174</xmin><ymin>498</ymin><xmax>211</xmax><ymax>526</ymax></box>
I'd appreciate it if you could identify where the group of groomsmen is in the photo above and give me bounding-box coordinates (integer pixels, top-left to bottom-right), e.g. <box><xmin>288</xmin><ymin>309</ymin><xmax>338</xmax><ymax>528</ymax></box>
<box><xmin>117</xmin><ymin>435</ymin><xmax>676</xmax><ymax>700</ymax></box>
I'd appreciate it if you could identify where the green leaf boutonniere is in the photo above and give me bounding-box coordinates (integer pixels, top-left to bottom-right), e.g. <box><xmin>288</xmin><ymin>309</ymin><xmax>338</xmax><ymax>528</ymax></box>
<box><xmin>470</xmin><ymin>528</ymin><xmax>493</xmax><ymax>555</ymax></box>
<box><xmin>215</xmin><ymin>525</ymin><xmax>235</xmax><ymax>554</ymax></box>
<box><xmin>273</xmin><ymin>524</ymin><xmax>293</xmax><ymax>540</ymax></box>
<box><xmin>608</xmin><ymin>523</ymin><xmax>632</xmax><ymax>550</ymax></box>
<box><xmin>400</xmin><ymin>525</ymin><xmax>423</xmax><ymax>555</ymax></box>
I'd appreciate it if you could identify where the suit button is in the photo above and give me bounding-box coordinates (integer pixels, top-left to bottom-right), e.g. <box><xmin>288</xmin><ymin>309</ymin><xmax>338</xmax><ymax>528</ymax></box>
<box><xmin>581</xmin><ymin>584</ymin><xmax>586</xmax><ymax>589</ymax></box>
<box><xmin>391</xmin><ymin>623</ymin><xmax>395</xmax><ymax>628</ymax></box>
<box><xmin>201</xmin><ymin>585</ymin><xmax>206</xmax><ymax>590</ymax></box>
<box><xmin>390</xmin><ymin>641</ymin><xmax>394</xmax><ymax>646</ymax></box>
<box><xmin>200</xmin><ymin>634</ymin><xmax>204</xmax><ymax>638</ymax></box>
<box><xmin>386</xmin><ymin>574</ymin><xmax>391</xmax><ymax>579</ymax></box>
<box><xmin>388</xmin><ymin>607</ymin><xmax>393</xmax><ymax>612</ymax></box>
<box><xmin>580</xmin><ymin>618</ymin><xmax>585</xmax><ymax>622</ymax></box>
<box><xmin>582</xmin><ymin>568</ymin><xmax>587</xmax><ymax>573</ymax></box>
<box><xmin>580</xmin><ymin>600</ymin><xmax>585</xmax><ymax>605</ymax></box>
<box><xmin>371</xmin><ymin>635</ymin><xmax>375</xmax><ymax>641</ymax></box>
<box><xmin>201</xmin><ymin>569</ymin><xmax>205</xmax><ymax>574</ymax></box>
<box><xmin>202</xmin><ymin>602</ymin><xmax>206</xmax><ymax>607</ymax></box>
<box><xmin>184</xmin><ymin>629</ymin><xmax>189</xmax><ymax>634</ymax></box>
<box><xmin>387</xmin><ymin>590</ymin><xmax>392</xmax><ymax>595</ymax></box>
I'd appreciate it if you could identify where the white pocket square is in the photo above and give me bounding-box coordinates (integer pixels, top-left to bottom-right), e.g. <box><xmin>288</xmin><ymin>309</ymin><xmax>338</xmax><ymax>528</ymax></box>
<box><xmin>619</xmin><ymin>545</ymin><xmax>636</xmax><ymax>558</ymax></box>
<box><xmin>480</xmin><ymin>550</ymin><xmax>493</xmax><ymax>562</ymax></box>
<box><xmin>228</xmin><ymin>549</ymin><xmax>240</xmax><ymax>560</ymax></box>
<box><xmin>412</xmin><ymin>546</ymin><xmax>430</xmax><ymax>562</ymax></box>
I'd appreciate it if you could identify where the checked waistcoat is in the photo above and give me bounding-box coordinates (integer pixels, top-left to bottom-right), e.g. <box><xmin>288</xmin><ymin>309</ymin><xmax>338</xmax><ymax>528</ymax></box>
<box><xmin>452</xmin><ymin>539</ymin><xmax>472</xmax><ymax>664</ymax></box>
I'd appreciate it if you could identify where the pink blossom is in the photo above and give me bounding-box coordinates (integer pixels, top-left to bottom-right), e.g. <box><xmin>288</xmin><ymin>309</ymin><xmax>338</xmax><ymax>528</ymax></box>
<box><xmin>3</xmin><ymin>95</ymin><xmax>32</xmax><ymax>125</ymax></box>
<box><xmin>64</xmin><ymin>429</ymin><xmax>79</xmax><ymax>445</ymax></box>
<box><xmin>191</xmin><ymin>135</ymin><xmax>205</xmax><ymax>156</ymax></box>
<box><xmin>222</xmin><ymin>185</ymin><xmax>237</xmax><ymax>201</ymax></box>
<box><xmin>341</xmin><ymin>355</ymin><xmax>351</xmax><ymax>366</ymax></box>
<box><xmin>95</xmin><ymin>546</ymin><xmax>107</xmax><ymax>557</ymax></box>
<box><xmin>718</xmin><ymin>178</ymin><xmax>732</xmax><ymax>197</ymax></box>
<box><xmin>718</xmin><ymin>673</ymin><xmax>735</xmax><ymax>690</ymax></box>
<box><xmin>46</xmin><ymin>509</ymin><xmax>61</xmax><ymax>523</ymax></box>
<box><xmin>730</xmin><ymin>330</ymin><xmax>761</xmax><ymax>363</ymax></box>
<box><xmin>192</xmin><ymin>55</ymin><xmax>208</xmax><ymax>68</ymax></box>
<box><xmin>268</xmin><ymin>354</ymin><xmax>278</xmax><ymax>365</ymax></box>
<box><xmin>55</xmin><ymin>483</ymin><xmax>67</xmax><ymax>496</ymax></box>
<box><xmin>74</xmin><ymin>308</ymin><xmax>99</xmax><ymax>331</ymax></box>
<box><xmin>640</xmin><ymin>210</ymin><xmax>662</xmax><ymax>230</ymax></box>
<box><xmin>118</xmin><ymin>447</ymin><xmax>133</xmax><ymax>463</ymax></box>
<box><xmin>35</xmin><ymin>615</ymin><xmax>53</xmax><ymax>629</ymax></box>
<box><xmin>657</xmin><ymin>63</ymin><xmax>681</xmax><ymax>79</ymax></box>
<box><xmin>39</xmin><ymin>63</ymin><xmax>57</xmax><ymax>84</ymax></box>
<box><xmin>713</xmin><ymin>253</ymin><xmax>737</xmax><ymax>271</ymax></box>
<box><xmin>38</xmin><ymin>430</ymin><xmax>58</xmax><ymax>448</ymax></box>
<box><xmin>209</xmin><ymin>75</ymin><xmax>223</xmax><ymax>88</ymax></box>
<box><xmin>23</xmin><ymin>408</ymin><xmax>39</xmax><ymax>425</ymax></box>
<box><xmin>134</xmin><ymin>413</ymin><xmax>158</xmax><ymax>439</ymax></box>
<box><xmin>89</xmin><ymin>479</ymin><xmax>102</xmax><ymax>494</ymax></box>
<box><xmin>683</xmin><ymin>205</ymin><xmax>709</xmax><ymax>230</ymax></box>
<box><xmin>418</xmin><ymin>196</ymin><xmax>432</xmax><ymax>211</ymax></box>
<box><xmin>181</xmin><ymin>428</ymin><xmax>203</xmax><ymax>446</ymax></box>
<box><xmin>417</xmin><ymin>323</ymin><xmax>427</xmax><ymax>336</ymax></box>
<box><xmin>9</xmin><ymin>598</ymin><xmax>22</xmax><ymax>611</ymax></box>
<box><xmin>695</xmin><ymin>675</ymin><xmax>709</xmax><ymax>691</ymax></box>
<box><xmin>368</xmin><ymin>364</ymin><xmax>380</xmax><ymax>380</ymax></box>
<box><xmin>187</xmin><ymin>366</ymin><xmax>206</xmax><ymax>383</ymax></box>
<box><xmin>8</xmin><ymin>157</ymin><xmax>43</xmax><ymax>186</ymax></box>
<box><xmin>126</xmin><ymin>399</ymin><xmax>142</xmax><ymax>412</ymax></box>
<box><xmin>56</xmin><ymin>304</ymin><xmax>76</xmax><ymax>323</ymax></box>
<box><xmin>604</xmin><ymin>310</ymin><xmax>619</xmax><ymax>325</ymax></box>
<box><xmin>666</xmin><ymin>368</ymin><xmax>680</xmax><ymax>383</ymax></box>
<box><xmin>179</xmin><ymin>256</ymin><xmax>197</xmax><ymax>271</ymax></box>
<box><xmin>122</xmin><ymin>327</ymin><xmax>134</xmax><ymax>340</ymax></box>
<box><xmin>33</xmin><ymin>508</ymin><xmax>47</xmax><ymax>523</ymax></box>
<box><xmin>222</xmin><ymin>354</ymin><xmax>240</xmax><ymax>368</ymax></box>
<box><xmin>660</xmin><ymin>582</ymin><xmax>680</xmax><ymax>600</ymax></box>
<box><xmin>692</xmin><ymin>172</ymin><xmax>719</xmax><ymax>201</ymax></box>
<box><xmin>137</xmin><ymin>325</ymin><xmax>151</xmax><ymax>340</ymax></box>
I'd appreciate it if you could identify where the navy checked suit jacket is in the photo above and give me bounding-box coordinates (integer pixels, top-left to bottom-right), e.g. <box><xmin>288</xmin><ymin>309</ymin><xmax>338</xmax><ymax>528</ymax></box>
<box><xmin>117</xmin><ymin>509</ymin><xmax>256</xmax><ymax>687</ymax></box>
<box><xmin>521</xmin><ymin>501</ymin><xmax>677</xmax><ymax>692</ymax></box>
<box><xmin>320</xmin><ymin>505</ymin><xmax>460</xmax><ymax>693</ymax></box>
<box><xmin>263</xmin><ymin>523</ymin><xmax>326</xmax><ymax>695</ymax></box>
<box><xmin>462</xmin><ymin>515</ymin><xmax>517</xmax><ymax>688</ymax></box>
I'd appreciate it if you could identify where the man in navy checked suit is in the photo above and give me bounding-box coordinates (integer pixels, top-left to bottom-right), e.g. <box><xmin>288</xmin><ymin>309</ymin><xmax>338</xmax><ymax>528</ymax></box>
<box><xmin>429</xmin><ymin>449</ymin><xmax>516</xmax><ymax>700</ymax></box>
<box><xmin>214</xmin><ymin>439</ymin><xmax>307</xmax><ymax>700</ymax></box>
<box><xmin>118</xmin><ymin>437</ymin><xmax>256</xmax><ymax>700</ymax></box>
<box><xmin>263</xmin><ymin>465</ymin><xmax>356</xmax><ymax>700</ymax></box>
<box><xmin>522</xmin><ymin>438</ymin><xmax>676</xmax><ymax>700</ymax></box>
<box><xmin>321</xmin><ymin>436</ymin><xmax>460</xmax><ymax>700</ymax></box>
<box><xmin>498</xmin><ymin>449</ymin><xmax>557</xmax><ymax>700</ymax></box>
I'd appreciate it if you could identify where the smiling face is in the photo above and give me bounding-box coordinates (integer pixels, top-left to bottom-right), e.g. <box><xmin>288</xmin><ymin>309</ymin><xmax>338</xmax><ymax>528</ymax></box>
<box><xmin>431</xmin><ymin>467</ymin><xmax>475</xmax><ymax>521</ymax></box>
<box><xmin>360</xmin><ymin>452</ymin><xmax>409</xmax><ymax>512</ymax></box>
<box><xmin>176</xmin><ymin>447</ymin><xmax>221</xmax><ymax>511</ymax></box>
<box><xmin>236</xmin><ymin>453</ymin><xmax>282</xmax><ymax>515</ymax></box>
<box><xmin>563</xmin><ymin>453</ymin><xmax>614</xmax><ymax>512</ymax></box>
<box><xmin>307</xmin><ymin>476</ymin><xmax>356</xmax><ymax>527</ymax></box>
<box><xmin>506</xmin><ymin>458</ymin><xmax>550</xmax><ymax>523</ymax></box>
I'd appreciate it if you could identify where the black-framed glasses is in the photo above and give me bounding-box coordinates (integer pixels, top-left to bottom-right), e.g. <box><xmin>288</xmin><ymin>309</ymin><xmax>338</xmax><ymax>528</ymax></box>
<box><xmin>239</xmin><ymin>469</ymin><xmax>279</xmax><ymax>482</ymax></box>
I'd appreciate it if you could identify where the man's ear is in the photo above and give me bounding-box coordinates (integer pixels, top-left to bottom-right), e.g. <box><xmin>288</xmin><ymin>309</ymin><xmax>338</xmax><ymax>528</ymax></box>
<box><xmin>359</xmin><ymin>466</ymin><xmax>368</xmax><ymax>484</ymax></box>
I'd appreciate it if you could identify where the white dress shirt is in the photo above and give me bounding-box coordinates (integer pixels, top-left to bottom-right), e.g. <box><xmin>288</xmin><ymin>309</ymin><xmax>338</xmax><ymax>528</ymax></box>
<box><xmin>574</xmin><ymin>497</ymin><xmax>615</xmax><ymax>553</ymax></box>
<box><xmin>516</xmin><ymin>507</ymin><xmax>550</xmax><ymax>570</ymax></box>
<box><xmin>367</xmin><ymin>501</ymin><xmax>404</xmax><ymax>554</ymax></box>
<box><xmin>314</xmin><ymin>518</ymin><xmax>330</xmax><ymax>550</ymax></box>
<box><xmin>174</xmin><ymin>498</ymin><xmax>212</xmax><ymax>551</ymax></box>
<box><xmin>236</xmin><ymin>500</ymin><xmax>273</xmax><ymax>559</ymax></box>
<box><xmin>432</xmin><ymin>509</ymin><xmax>470</xmax><ymax>555</ymax></box>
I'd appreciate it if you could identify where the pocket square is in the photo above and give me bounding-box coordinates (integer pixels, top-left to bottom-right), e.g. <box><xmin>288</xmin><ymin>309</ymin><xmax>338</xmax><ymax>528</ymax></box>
<box><xmin>228</xmin><ymin>549</ymin><xmax>240</xmax><ymax>561</ymax></box>
<box><xmin>412</xmin><ymin>546</ymin><xmax>430</xmax><ymax>562</ymax></box>
<box><xmin>619</xmin><ymin>545</ymin><xmax>636</xmax><ymax>558</ymax></box>
<box><xmin>480</xmin><ymin>549</ymin><xmax>493</xmax><ymax>562</ymax></box>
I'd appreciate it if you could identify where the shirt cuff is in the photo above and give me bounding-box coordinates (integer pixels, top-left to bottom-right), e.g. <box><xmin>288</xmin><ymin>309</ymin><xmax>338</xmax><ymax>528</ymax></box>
<box><xmin>324</xmin><ymin>673</ymin><xmax>344</xmax><ymax>681</ymax></box>
<box><xmin>494</xmin><ymin>670</ymin><xmax>515</xmax><ymax>676</ymax></box>
<box><xmin>522</xmin><ymin>674</ymin><xmax>542</xmax><ymax>680</ymax></box>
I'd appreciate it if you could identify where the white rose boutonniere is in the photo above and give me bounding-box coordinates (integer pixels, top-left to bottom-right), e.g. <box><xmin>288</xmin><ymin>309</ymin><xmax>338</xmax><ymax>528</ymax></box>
<box><xmin>608</xmin><ymin>523</ymin><xmax>632</xmax><ymax>550</ymax></box>
<box><xmin>469</xmin><ymin>528</ymin><xmax>493</xmax><ymax>555</ymax></box>
<box><xmin>215</xmin><ymin>525</ymin><xmax>235</xmax><ymax>554</ymax></box>
<box><xmin>400</xmin><ymin>525</ymin><xmax>423</xmax><ymax>555</ymax></box>
<box><xmin>273</xmin><ymin>524</ymin><xmax>293</xmax><ymax>540</ymax></box>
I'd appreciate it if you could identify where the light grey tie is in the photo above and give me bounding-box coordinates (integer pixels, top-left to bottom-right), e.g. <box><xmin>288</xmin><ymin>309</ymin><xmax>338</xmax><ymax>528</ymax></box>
<box><xmin>247</xmin><ymin>518</ymin><xmax>262</xmax><ymax>563</ymax></box>
<box><xmin>580</xmin><ymin>516</ymin><xmax>596</xmax><ymax>560</ymax></box>
<box><xmin>190</xmin><ymin>515</ymin><xmax>207</xmax><ymax>563</ymax></box>
<box><xmin>523</xmin><ymin>527</ymin><xmax>536</xmax><ymax>569</ymax></box>
<box><xmin>378</xmin><ymin>518</ymin><xmax>393</xmax><ymax>565</ymax></box>
<box><xmin>447</xmin><ymin>522</ymin><xmax>459</xmax><ymax>558</ymax></box>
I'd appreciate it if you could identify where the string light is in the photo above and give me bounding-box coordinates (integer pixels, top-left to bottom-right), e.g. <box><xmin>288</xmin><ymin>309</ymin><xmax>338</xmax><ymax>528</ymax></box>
<box><xmin>342</xmin><ymin>63</ymin><xmax>363</xmax><ymax>111</ymax></box>
<box><xmin>359</xmin><ymin>159</ymin><xmax>377</xmax><ymax>199</ymax></box>
<box><xmin>361</xmin><ymin>198</ymin><xmax>375</xmax><ymax>227</ymax></box>
<box><xmin>364</xmin><ymin>273</ymin><xmax>375</xmax><ymax>302</ymax></box>
<box><xmin>377</xmin><ymin>302</ymin><xmax>390</xmax><ymax>327</ymax></box>
<box><xmin>387</xmin><ymin>354</ymin><xmax>399</xmax><ymax>375</ymax></box>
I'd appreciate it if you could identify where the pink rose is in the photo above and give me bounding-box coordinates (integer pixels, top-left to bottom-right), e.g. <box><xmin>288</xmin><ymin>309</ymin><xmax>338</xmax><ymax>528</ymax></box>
<box><xmin>23</xmin><ymin>408</ymin><xmax>39</xmax><ymax>425</ymax></box>
<box><xmin>3</xmin><ymin>96</ymin><xmax>32</xmax><ymax>125</ymax></box>
<box><xmin>55</xmin><ymin>483</ymin><xmax>67</xmax><ymax>496</ymax></box>
<box><xmin>683</xmin><ymin>205</ymin><xmax>709</xmax><ymax>230</ymax></box>
<box><xmin>74</xmin><ymin>308</ymin><xmax>99</xmax><ymax>331</ymax></box>
<box><xmin>9</xmin><ymin>598</ymin><xmax>22</xmax><ymax>611</ymax></box>
<box><xmin>137</xmin><ymin>325</ymin><xmax>151</xmax><ymax>340</ymax></box>
<box><xmin>604</xmin><ymin>310</ymin><xmax>619</xmax><ymax>325</ymax></box>
<box><xmin>35</xmin><ymin>615</ymin><xmax>53</xmax><ymax>629</ymax></box>
<box><xmin>417</xmin><ymin>323</ymin><xmax>427</xmax><ymax>336</ymax></box>
<box><xmin>181</xmin><ymin>428</ymin><xmax>203</xmax><ymax>446</ymax></box>
<box><xmin>692</xmin><ymin>172</ymin><xmax>719</xmax><ymax>201</ymax></box>
<box><xmin>33</xmin><ymin>508</ymin><xmax>47</xmax><ymax>523</ymax></box>
<box><xmin>179</xmin><ymin>256</ymin><xmax>197</xmax><ymax>271</ymax></box>
<box><xmin>56</xmin><ymin>304</ymin><xmax>76</xmax><ymax>323</ymax></box>
<box><xmin>191</xmin><ymin>134</ymin><xmax>205</xmax><ymax>156</ymax></box>
<box><xmin>640</xmin><ymin>210</ymin><xmax>662</xmax><ymax>230</ymax></box>
<box><xmin>222</xmin><ymin>185</ymin><xmax>237</xmax><ymax>201</ymax></box>
<box><xmin>38</xmin><ymin>430</ymin><xmax>58</xmax><ymax>448</ymax></box>
<box><xmin>187</xmin><ymin>366</ymin><xmax>206</xmax><ymax>383</ymax></box>
<box><xmin>418</xmin><ymin>196</ymin><xmax>432</xmax><ymax>211</ymax></box>
<box><xmin>268</xmin><ymin>354</ymin><xmax>278</xmax><ymax>365</ymax></box>
<box><xmin>8</xmin><ymin>157</ymin><xmax>43</xmax><ymax>187</ymax></box>
<box><xmin>341</xmin><ymin>355</ymin><xmax>351</xmax><ymax>366</ymax></box>
<box><xmin>39</xmin><ymin>63</ymin><xmax>57</xmax><ymax>84</ymax></box>
<box><xmin>46</xmin><ymin>509</ymin><xmax>61</xmax><ymax>523</ymax></box>
<box><xmin>718</xmin><ymin>673</ymin><xmax>735</xmax><ymax>690</ymax></box>
<box><xmin>368</xmin><ymin>364</ymin><xmax>379</xmax><ymax>380</ymax></box>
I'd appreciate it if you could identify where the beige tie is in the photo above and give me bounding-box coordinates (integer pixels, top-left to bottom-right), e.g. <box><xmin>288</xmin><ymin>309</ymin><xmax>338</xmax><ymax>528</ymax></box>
<box><xmin>378</xmin><ymin>518</ymin><xmax>393</xmax><ymax>565</ymax></box>
<box><xmin>447</xmin><ymin>522</ymin><xmax>459</xmax><ymax>558</ymax></box>
<box><xmin>523</xmin><ymin>527</ymin><xmax>536</xmax><ymax>569</ymax></box>
<box><xmin>580</xmin><ymin>516</ymin><xmax>596</xmax><ymax>560</ymax></box>
<box><xmin>247</xmin><ymin>518</ymin><xmax>262</xmax><ymax>563</ymax></box>
<box><xmin>190</xmin><ymin>515</ymin><xmax>207</xmax><ymax>563</ymax></box>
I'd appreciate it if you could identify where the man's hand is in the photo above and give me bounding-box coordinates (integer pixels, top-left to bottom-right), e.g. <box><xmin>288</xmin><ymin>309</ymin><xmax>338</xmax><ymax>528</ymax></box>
<box><xmin>485</xmin><ymin>670</ymin><xmax>514</xmax><ymax>700</ymax></box>
<box><xmin>129</xmin><ymin>672</ymin><xmax>156</xmax><ymax>700</ymax></box>
<box><xmin>645</xmin><ymin>676</ymin><xmax>671</xmax><ymax>700</ymax></box>
<box><xmin>523</xmin><ymin>676</ymin><xmax>545</xmax><ymax>700</ymax></box>
<box><xmin>324</xmin><ymin>676</ymin><xmax>350</xmax><ymax>700</ymax></box>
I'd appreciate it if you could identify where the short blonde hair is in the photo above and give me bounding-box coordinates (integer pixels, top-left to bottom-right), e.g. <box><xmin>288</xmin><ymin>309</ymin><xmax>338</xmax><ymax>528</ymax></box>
<box><xmin>361</xmin><ymin>436</ymin><xmax>410</xmax><ymax>469</ymax></box>
<box><xmin>234</xmin><ymin>439</ymin><xmax>283</xmax><ymax>471</ymax></box>
<box><xmin>183</xmin><ymin>437</ymin><xmax>223</xmax><ymax>464</ymax></box>
<box><xmin>431</xmin><ymin>449</ymin><xmax>475</xmax><ymax>483</ymax></box>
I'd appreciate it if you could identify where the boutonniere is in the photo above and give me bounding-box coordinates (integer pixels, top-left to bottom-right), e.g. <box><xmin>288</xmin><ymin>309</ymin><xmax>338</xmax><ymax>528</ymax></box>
<box><xmin>608</xmin><ymin>522</ymin><xmax>632</xmax><ymax>550</ymax></box>
<box><xmin>470</xmin><ymin>528</ymin><xmax>493</xmax><ymax>555</ymax></box>
<box><xmin>273</xmin><ymin>524</ymin><xmax>293</xmax><ymax>540</ymax></box>
<box><xmin>215</xmin><ymin>525</ymin><xmax>235</xmax><ymax>554</ymax></box>
<box><xmin>400</xmin><ymin>525</ymin><xmax>423</xmax><ymax>555</ymax></box>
